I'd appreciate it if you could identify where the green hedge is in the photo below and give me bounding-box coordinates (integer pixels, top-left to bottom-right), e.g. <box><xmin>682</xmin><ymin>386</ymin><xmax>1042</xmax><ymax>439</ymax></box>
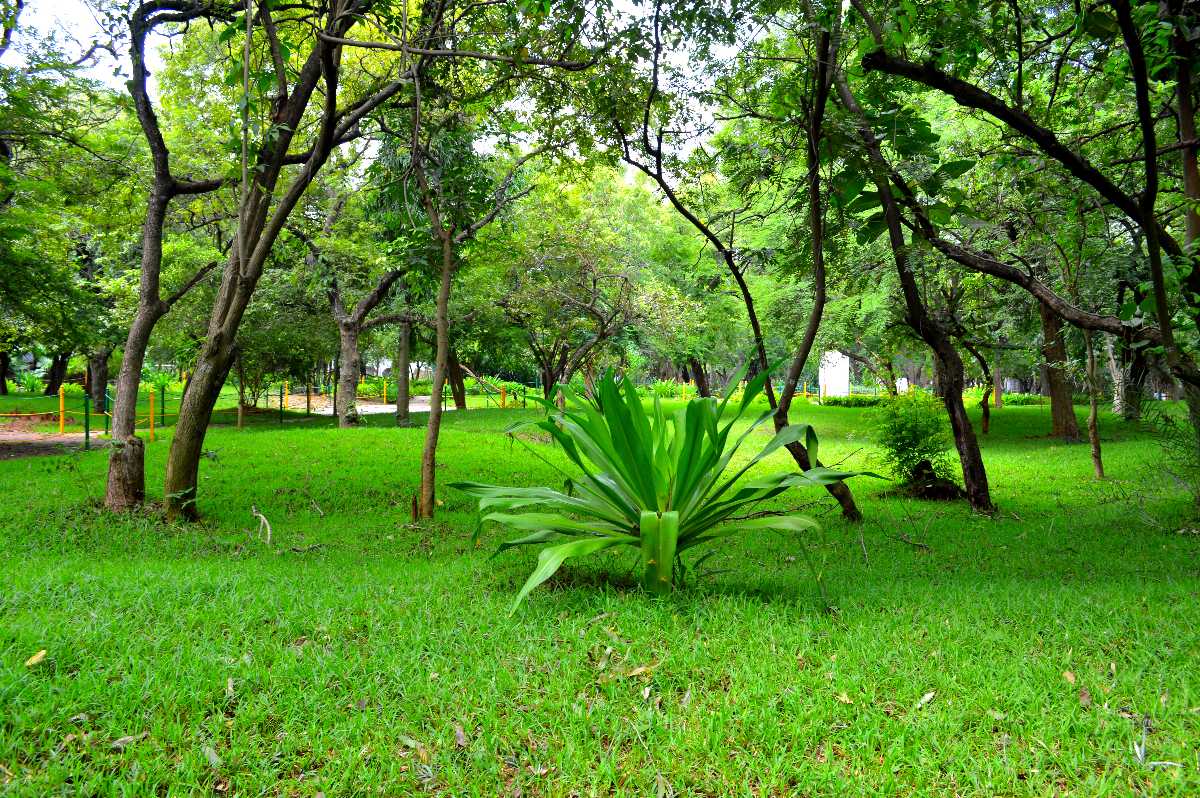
<box><xmin>822</xmin><ymin>394</ymin><xmax>886</xmax><ymax>407</ymax></box>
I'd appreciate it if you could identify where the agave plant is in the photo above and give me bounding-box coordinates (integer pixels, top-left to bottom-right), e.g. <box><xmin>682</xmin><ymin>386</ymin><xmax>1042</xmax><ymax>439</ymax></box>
<box><xmin>453</xmin><ymin>369</ymin><xmax>868</xmax><ymax>610</ymax></box>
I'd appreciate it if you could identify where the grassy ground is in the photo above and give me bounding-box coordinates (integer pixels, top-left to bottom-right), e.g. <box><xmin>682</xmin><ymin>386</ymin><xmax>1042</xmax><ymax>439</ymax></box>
<box><xmin>1</xmin><ymin>399</ymin><xmax>1198</xmax><ymax>796</ymax></box>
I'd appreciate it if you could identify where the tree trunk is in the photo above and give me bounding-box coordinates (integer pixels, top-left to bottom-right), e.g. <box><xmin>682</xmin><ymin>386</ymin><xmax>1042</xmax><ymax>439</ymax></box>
<box><xmin>42</xmin><ymin>352</ymin><xmax>69</xmax><ymax>395</ymax></box>
<box><xmin>836</xmin><ymin>70</ymin><xmax>993</xmax><ymax>512</ymax></box>
<box><xmin>419</xmin><ymin>234</ymin><xmax>454</xmax><ymax>518</ymax></box>
<box><xmin>163</xmin><ymin>345</ymin><xmax>236</xmax><ymax>520</ymax></box>
<box><xmin>1039</xmin><ymin>301</ymin><xmax>1081</xmax><ymax>441</ymax></box>
<box><xmin>447</xmin><ymin>347</ymin><xmax>467</xmax><ymax>410</ymax></box>
<box><xmin>105</xmin><ymin>435</ymin><xmax>145</xmax><ymax>511</ymax></box>
<box><xmin>1123</xmin><ymin>347</ymin><xmax>1148</xmax><ymax>421</ymax></box>
<box><xmin>688</xmin><ymin>357</ymin><xmax>710</xmax><ymax>397</ymax></box>
<box><xmin>336</xmin><ymin>322</ymin><xmax>362</xmax><ymax>427</ymax></box>
<box><xmin>105</xmin><ymin>188</ymin><xmax>170</xmax><ymax>511</ymax></box>
<box><xmin>0</xmin><ymin>351</ymin><xmax>9</xmax><ymax>395</ymax></box>
<box><xmin>88</xmin><ymin>348</ymin><xmax>111</xmax><ymax>411</ymax></box>
<box><xmin>396</xmin><ymin>318</ymin><xmax>412</xmax><ymax>426</ymax></box>
<box><xmin>992</xmin><ymin>351</ymin><xmax>1003</xmax><ymax>408</ymax></box>
<box><xmin>1083</xmin><ymin>330</ymin><xmax>1105</xmax><ymax>478</ymax></box>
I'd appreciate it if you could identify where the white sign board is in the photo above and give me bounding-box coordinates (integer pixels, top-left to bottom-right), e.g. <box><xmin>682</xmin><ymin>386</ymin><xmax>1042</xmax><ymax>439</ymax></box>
<box><xmin>895</xmin><ymin>376</ymin><xmax>909</xmax><ymax>394</ymax></box>
<box><xmin>819</xmin><ymin>351</ymin><xmax>851</xmax><ymax>398</ymax></box>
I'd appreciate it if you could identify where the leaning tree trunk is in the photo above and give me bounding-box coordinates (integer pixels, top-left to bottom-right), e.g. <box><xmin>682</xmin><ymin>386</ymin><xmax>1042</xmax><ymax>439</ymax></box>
<box><xmin>163</xmin><ymin>343</ymin><xmax>236</xmax><ymax>520</ymax></box>
<box><xmin>88</xmin><ymin>347</ymin><xmax>111</xmax><ymax>412</ymax></box>
<box><xmin>1083</xmin><ymin>329</ymin><xmax>1105</xmax><ymax>478</ymax></box>
<box><xmin>1039</xmin><ymin>301</ymin><xmax>1081</xmax><ymax>441</ymax></box>
<box><xmin>42</xmin><ymin>352</ymin><xmax>69</xmax><ymax>395</ymax></box>
<box><xmin>395</xmin><ymin>318</ymin><xmax>412</xmax><ymax>426</ymax></box>
<box><xmin>418</xmin><ymin>235</ymin><xmax>454</xmax><ymax>518</ymax></box>
<box><xmin>836</xmin><ymin>69</ymin><xmax>993</xmax><ymax>512</ymax></box>
<box><xmin>335</xmin><ymin>322</ymin><xmax>362</xmax><ymax>428</ymax></box>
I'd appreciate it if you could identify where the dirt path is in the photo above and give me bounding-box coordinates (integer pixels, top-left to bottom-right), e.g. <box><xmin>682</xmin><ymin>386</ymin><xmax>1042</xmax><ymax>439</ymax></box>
<box><xmin>0</xmin><ymin>429</ymin><xmax>107</xmax><ymax>460</ymax></box>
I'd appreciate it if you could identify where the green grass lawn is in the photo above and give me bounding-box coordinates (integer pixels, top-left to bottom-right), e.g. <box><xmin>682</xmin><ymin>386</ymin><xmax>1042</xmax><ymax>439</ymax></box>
<box><xmin>1</xmin><ymin>400</ymin><xmax>1198</xmax><ymax>795</ymax></box>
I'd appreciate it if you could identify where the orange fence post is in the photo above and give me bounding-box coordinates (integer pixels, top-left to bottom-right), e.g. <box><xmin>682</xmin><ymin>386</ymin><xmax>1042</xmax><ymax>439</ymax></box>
<box><xmin>500</xmin><ymin>386</ymin><xmax>507</xmax><ymax>409</ymax></box>
<box><xmin>284</xmin><ymin>381</ymin><xmax>290</xmax><ymax>410</ymax></box>
<box><xmin>58</xmin><ymin>385</ymin><xmax>65</xmax><ymax>433</ymax></box>
<box><xmin>149</xmin><ymin>390</ymin><xmax>155</xmax><ymax>442</ymax></box>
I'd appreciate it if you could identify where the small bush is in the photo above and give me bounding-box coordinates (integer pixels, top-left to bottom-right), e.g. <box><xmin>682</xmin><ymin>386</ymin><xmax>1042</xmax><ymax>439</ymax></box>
<box><xmin>651</xmin><ymin>379</ymin><xmax>678</xmax><ymax>398</ymax></box>
<box><xmin>1001</xmin><ymin>392</ymin><xmax>1046</xmax><ymax>406</ymax></box>
<box><xmin>875</xmin><ymin>393</ymin><xmax>954</xmax><ymax>481</ymax></box>
<box><xmin>823</xmin><ymin>394</ymin><xmax>885</xmax><ymax>408</ymax></box>
<box><xmin>17</xmin><ymin>372</ymin><xmax>44</xmax><ymax>394</ymax></box>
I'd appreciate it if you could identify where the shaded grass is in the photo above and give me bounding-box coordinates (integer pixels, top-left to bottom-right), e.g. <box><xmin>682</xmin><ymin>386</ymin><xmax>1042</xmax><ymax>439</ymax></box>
<box><xmin>1</xmin><ymin>401</ymin><xmax>1198</xmax><ymax>796</ymax></box>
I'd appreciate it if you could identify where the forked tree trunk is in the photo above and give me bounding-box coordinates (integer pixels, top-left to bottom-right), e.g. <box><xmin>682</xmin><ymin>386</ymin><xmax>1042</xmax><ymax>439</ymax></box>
<box><xmin>1039</xmin><ymin>301</ymin><xmax>1081</xmax><ymax>441</ymax></box>
<box><xmin>419</xmin><ymin>235</ymin><xmax>454</xmax><ymax>518</ymax></box>
<box><xmin>42</xmin><ymin>352</ymin><xmax>69</xmax><ymax>395</ymax></box>
<box><xmin>1083</xmin><ymin>330</ymin><xmax>1105</xmax><ymax>478</ymax></box>
<box><xmin>396</xmin><ymin>318</ymin><xmax>412</xmax><ymax>426</ymax></box>
<box><xmin>336</xmin><ymin>322</ymin><xmax>362</xmax><ymax>427</ymax></box>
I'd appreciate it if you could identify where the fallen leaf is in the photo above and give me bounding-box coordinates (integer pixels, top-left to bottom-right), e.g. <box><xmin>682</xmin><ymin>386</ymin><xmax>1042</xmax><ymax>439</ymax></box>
<box><xmin>916</xmin><ymin>690</ymin><xmax>936</xmax><ymax>709</ymax></box>
<box><xmin>110</xmin><ymin>732</ymin><xmax>147</xmax><ymax>750</ymax></box>
<box><xmin>24</xmin><ymin>650</ymin><xmax>46</xmax><ymax>667</ymax></box>
<box><xmin>680</xmin><ymin>689</ymin><xmax>692</xmax><ymax>708</ymax></box>
<box><xmin>835</xmin><ymin>692</ymin><xmax>854</xmax><ymax>705</ymax></box>
<box><xmin>1079</xmin><ymin>687</ymin><xmax>1093</xmax><ymax>708</ymax></box>
<box><xmin>214</xmin><ymin>780</ymin><xmax>228</xmax><ymax>793</ymax></box>
<box><xmin>454</xmin><ymin>724</ymin><xmax>468</xmax><ymax>748</ymax></box>
<box><xmin>641</xmin><ymin>686</ymin><xmax>652</xmax><ymax>700</ymax></box>
<box><xmin>1062</xmin><ymin>670</ymin><xmax>1076</xmax><ymax>685</ymax></box>
<box><xmin>203</xmin><ymin>745</ymin><xmax>222</xmax><ymax>769</ymax></box>
<box><xmin>987</xmin><ymin>709</ymin><xmax>1007</xmax><ymax>721</ymax></box>
<box><xmin>69</xmin><ymin>713</ymin><xmax>88</xmax><ymax>724</ymax></box>
<box><xmin>528</xmin><ymin>764</ymin><xmax>549</xmax><ymax>776</ymax></box>
<box><xmin>655</xmin><ymin>772</ymin><xmax>672</xmax><ymax>798</ymax></box>
<box><xmin>225</xmin><ymin>678</ymin><xmax>235</xmax><ymax>699</ymax></box>
<box><xmin>624</xmin><ymin>661</ymin><xmax>660</xmax><ymax>679</ymax></box>
<box><xmin>356</xmin><ymin>698</ymin><xmax>368</xmax><ymax>711</ymax></box>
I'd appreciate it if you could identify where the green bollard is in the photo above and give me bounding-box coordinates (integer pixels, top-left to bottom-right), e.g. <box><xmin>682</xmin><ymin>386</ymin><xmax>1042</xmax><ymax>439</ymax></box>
<box><xmin>160</xmin><ymin>384</ymin><xmax>165</xmax><ymax>426</ymax></box>
<box><xmin>83</xmin><ymin>394</ymin><xmax>90</xmax><ymax>450</ymax></box>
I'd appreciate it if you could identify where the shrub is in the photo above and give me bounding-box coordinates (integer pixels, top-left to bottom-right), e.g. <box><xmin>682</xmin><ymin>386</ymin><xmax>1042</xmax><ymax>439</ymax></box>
<box><xmin>455</xmin><ymin>369</ymin><xmax>871</xmax><ymax>610</ymax></box>
<box><xmin>17</xmin><ymin>372</ymin><xmax>44</xmax><ymax>394</ymax></box>
<box><xmin>875</xmin><ymin>393</ymin><xmax>954</xmax><ymax>481</ymax></box>
<box><xmin>651</xmin><ymin>378</ymin><xmax>678</xmax><ymax>398</ymax></box>
<box><xmin>1001</xmin><ymin>392</ymin><xmax>1045</xmax><ymax>406</ymax></box>
<box><xmin>823</xmin><ymin>394</ymin><xmax>884</xmax><ymax>408</ymax></box>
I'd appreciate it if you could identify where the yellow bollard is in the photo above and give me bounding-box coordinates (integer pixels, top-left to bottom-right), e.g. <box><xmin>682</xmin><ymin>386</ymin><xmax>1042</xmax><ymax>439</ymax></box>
<box><xmin>284</xmin><ymin>381</ymin><xmax>290</xmax><ymax>410</ymax></box>
<box><xmin>383</xmin><ymin>380</ymin><xmax>387</xmax><ymax>404</ymax></box>
<box><xmin>58</xmin><ymin>385</ymin><xmax>65</xmax><ymax>434</ymax></box>
<box><xmin>149</xmin><ymin>390</ymin><xmax>155</xmax><ymax>442</ymax></box>
<box><xmin>803</xmin><ymin>382</ymin><xmax>808</xmax><ymax>399</ymax></box>
<box><xmin>500</xmin><ymin>386</ymin><xmax>507</xmax><ymax>409</ymax></box>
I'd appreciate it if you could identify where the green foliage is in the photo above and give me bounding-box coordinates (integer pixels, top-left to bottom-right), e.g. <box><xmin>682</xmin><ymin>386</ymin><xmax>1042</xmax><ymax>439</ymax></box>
<box><xmin>16</xmin><ymin>372</ymin><xmax>44</xmax><ymax>394</ymax></box>
<box><xmin>822</xmin><ymin>394</ymin><xmax>885</xmax><ymax>408</ymax></box>
<box><xmin>875</xmin><ymin>393</ymin><xmax>955</xmax><ymax>482</ymax></box>
<box><xmin>651</xmin><ymin>379</ymin><xmax>680</xmax><ymax>398</ymax></box>
<box><xmin>454</xmin><ymin>369</ymin><xmax>868</xmax><ymax>610</ymax></box>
